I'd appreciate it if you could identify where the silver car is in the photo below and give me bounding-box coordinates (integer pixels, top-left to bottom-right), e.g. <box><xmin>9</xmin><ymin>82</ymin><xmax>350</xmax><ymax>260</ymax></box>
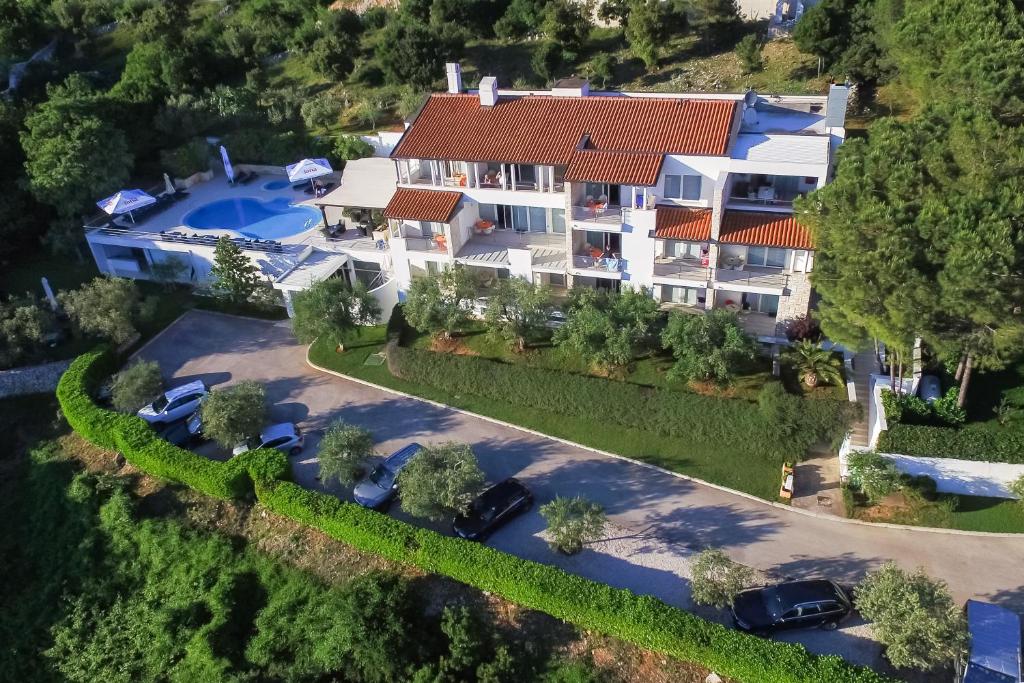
<box><xmin>233</xmin><ymin>423</ymin><xmax>304</xmax><ymax>456</ymax></box>
<box><xmin>352</xmin><ymin>443</ymin><xmax>423</xmax><ymax>509</ymax></box>
<box><xmin>137</xmin><ymin>380</ymin><xmax>208</xmax><ymax>426</ymax></box>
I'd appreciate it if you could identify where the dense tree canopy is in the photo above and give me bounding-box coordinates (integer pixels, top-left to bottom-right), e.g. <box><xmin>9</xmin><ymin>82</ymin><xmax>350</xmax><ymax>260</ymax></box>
<box><xmin>796</xmin><ymin>105</ymin><xmax>1024</xmax><ymax>402</ymax></box>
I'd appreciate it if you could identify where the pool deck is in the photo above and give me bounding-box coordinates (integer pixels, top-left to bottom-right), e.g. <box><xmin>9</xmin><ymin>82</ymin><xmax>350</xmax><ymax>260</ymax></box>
<box><xmin>91</xmin><ymin>169</ymin><xmax>338</xmax><ymax>246</ymax></box>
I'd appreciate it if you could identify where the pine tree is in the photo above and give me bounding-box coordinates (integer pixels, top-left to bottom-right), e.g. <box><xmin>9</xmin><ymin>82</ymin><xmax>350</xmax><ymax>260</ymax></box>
<box><xmin>210</xmin><ymin>236</ymin><xmax>261</xmax><ymax>304</ymax></box>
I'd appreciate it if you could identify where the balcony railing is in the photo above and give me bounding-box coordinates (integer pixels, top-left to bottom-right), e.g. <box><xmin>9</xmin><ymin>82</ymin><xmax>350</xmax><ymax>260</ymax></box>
<box><xmin>653</xmin><ymin>259</ymin><xmax>710</xmax><ymax>282</ymax></box>
<box><xmin>405</xmin><ymin>236</ymin><xmax>448</xmax><ymax>253</ymax></box>
<box><xmin>714</xmin><ymin>267</ymin><xmax>788</xmax><ymax>289</ymax></box>
<box><xmin>572</xmin><ymin>254</ymin><xmax>623</xmax><ymax>274</ymax></box>
<box><xmin>727</xmin><ymin>195</ymin><xmax>795</xmax><ymax>209</ymax></box>
<box><xmin>571</xmin><ymin>204</ymin><xmax>623</xmax><ymax>225</ymax></box>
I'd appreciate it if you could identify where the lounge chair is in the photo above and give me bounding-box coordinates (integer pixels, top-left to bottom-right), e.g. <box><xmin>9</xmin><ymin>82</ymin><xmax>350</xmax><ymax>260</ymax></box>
<box><xmin>239</xmin><ymin>171</ymin><xmax>258</xmax><ymax>185</ymax></box>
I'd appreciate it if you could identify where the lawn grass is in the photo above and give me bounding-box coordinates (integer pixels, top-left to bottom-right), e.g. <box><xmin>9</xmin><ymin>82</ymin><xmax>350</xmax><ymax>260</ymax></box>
<box><xmin>310</xmin><ymin>328</ymin><xmax>782</xmax><ymax>500</ymax></box>
<box><xmin>848</xmin><ymin>488</ymin><xmax>1024</xmax><ymax>533</ymax></box>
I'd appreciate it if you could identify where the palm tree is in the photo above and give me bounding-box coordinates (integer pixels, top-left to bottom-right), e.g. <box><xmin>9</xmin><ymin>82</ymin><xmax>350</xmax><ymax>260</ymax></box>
<box><xmin>786</xmin><ymin>340</ymin><xmax>844</xmax><ymax>387</ymax></box>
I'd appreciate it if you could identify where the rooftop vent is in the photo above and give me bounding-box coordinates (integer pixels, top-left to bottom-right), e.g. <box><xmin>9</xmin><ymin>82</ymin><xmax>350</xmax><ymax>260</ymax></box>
<box><xmin>825</xmin><ymin>84</ymin><xmax>850</xmax><ymax>129</ymax></box>
<box><xmin>479</xmin><ymin>76</ymin><xmax>498</xmax><ymax>107</ymax></box>
<box><xmin>742</xmin><ymin>89</ymin><xmax>759</xmax><ymax>126</ymax></box>
<box><xmin>445</xmin><ymin>62</ymin><xmax>462</xmax><ymax>94</ymax></box>
<box><xmin>552</xmin><ymin>76</ymin><xmax>590</xmax><ymax>97</ymax></box>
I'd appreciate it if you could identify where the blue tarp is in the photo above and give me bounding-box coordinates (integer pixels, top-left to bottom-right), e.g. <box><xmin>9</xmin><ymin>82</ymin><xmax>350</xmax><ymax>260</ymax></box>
<box><xmin>964</xmin><ymin>600</ymin><xmax>1022</xmax><ymax>683</ymax></box>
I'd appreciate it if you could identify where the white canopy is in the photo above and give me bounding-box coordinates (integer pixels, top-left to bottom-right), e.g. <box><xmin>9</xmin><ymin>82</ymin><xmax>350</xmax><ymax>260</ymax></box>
<box><xmin>316</xmin><ymin>157</ymin><xmax>397</xmax><ymax>210</ymax></box>
<box><xmin>96</xmin><ymin>189</ymin><xmax>156</xmax><ymax>215</ymax></box>
<box><xmin>286</xmin><ymin>158</ymin><xmax>333</xmax><ymax>182</ymax></box>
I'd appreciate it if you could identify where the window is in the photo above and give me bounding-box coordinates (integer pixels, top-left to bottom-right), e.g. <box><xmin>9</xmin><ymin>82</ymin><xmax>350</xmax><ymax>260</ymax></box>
<box><xmin>548</xmin><ymin>273</ymin><xmax>566</xmax><ymax>286</ymax></box>
<box><xmin>747</xmin><ymin>246</ymin><xmax>787</xmax><ymax>268</ymax></box>
<box><xmin>551</xmin><ymin>208</ymin><xmax>565</xmax><ymax>234</ymax></box>
<box><xmin>426</xmin><ymin>261</ymin><xmax>440</xmax><ymax>276</ymax></box>
<box><xmin>667</xmin><ymin>241</ymin><xmax>702</xmax><ymax>259</ymax></box>
<box><xmin>529</xmin><ymin>206</ymin><xmax>547</xmax><ymax>232</ymax></box>
<box><xmin>479</xmin><ymin>204</ymin><xmax>497</xmax><ymax>223</ymax></box>
<box><xmin>682</xmin><ymin>175</ymin><xmax>702</xmax><ymax>200</ymax></box>
<box><xmin>664</xmin><ymin>175</ymin><xmax>681</xmax><ymax>199</ymax></box>
<box><xmin>664</xmin><ymin>174</ymin><xmax>702</xmax><ymax>200</ymax></box>
<box><xmin>664</xmin><ymin>285</ymin><xmax>699</xmax><ymax>305</ymax></box>
<box><xmin>512</xmin><ymin>205</ymin><xmax>529</xmax><ymax>232</ymax></box>
<box><xmin>744</xmin><ymin>293</ymin><xmax>780</xmax><ymax>315</ymax></box>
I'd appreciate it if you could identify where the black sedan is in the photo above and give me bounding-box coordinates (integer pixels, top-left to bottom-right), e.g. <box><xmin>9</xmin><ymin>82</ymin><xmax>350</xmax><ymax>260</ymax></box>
<box><xmin>453</xmin><ymin>479</ymin><xmax>533</xmax><ymax>541</ymax></box>
<box><xmin>731</xmin><ymin>580</ymin><xmax>853</xmax><ymax>636</ymax></box>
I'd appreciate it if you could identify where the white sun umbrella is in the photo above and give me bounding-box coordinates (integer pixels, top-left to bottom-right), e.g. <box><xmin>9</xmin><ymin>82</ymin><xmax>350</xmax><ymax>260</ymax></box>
<box><xmin>286</xmin><ymin>157</ymin><xmax>333</xmax><ymax>183</ymax></box>
<box><xmin>96</xmin><ymin>189</ymin><xmax>156</xmax><ymax>224</ymax></box>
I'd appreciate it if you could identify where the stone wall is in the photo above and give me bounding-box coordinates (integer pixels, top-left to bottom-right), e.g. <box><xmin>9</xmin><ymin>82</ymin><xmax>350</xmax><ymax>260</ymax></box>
<box><xmin>0</xmin><ymin>359</ymin><xmax>73</xmax><ymax>399</ymax></box>
<box><xmin>775</xmin><ymin>271</ymin><xmax>813</xmax><ymax>334</ymax></box>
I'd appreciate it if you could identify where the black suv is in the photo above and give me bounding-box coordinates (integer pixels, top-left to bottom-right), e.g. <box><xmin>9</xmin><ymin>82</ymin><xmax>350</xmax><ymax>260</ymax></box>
<box><xmin>731</xmin><ymin>580</ymin><xmax>853</xmax><ymax>635</ymax></box>
<box><xmin>453</xmin><ymin>479</ymin><xmax>533</xmax><ymax>541</ymax></box>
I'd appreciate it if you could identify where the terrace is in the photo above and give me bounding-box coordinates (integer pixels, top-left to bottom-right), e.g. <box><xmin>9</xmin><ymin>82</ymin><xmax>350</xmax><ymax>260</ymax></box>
<box><xmin>456</xmin><ymin>230</ymin><xmax>567</xmax><ymax>271</ymax></box>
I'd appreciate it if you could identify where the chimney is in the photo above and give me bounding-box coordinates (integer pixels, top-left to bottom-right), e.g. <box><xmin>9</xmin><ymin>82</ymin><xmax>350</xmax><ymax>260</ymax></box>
<box><xmin>479</xmin><ymin>76</ymin><xmax>498</xmax><ymax>107</ymax></box>
<box><xmin>445</xmin><ymin>62</ymin><xmax>462</xmax><ymax>94</ymax></box>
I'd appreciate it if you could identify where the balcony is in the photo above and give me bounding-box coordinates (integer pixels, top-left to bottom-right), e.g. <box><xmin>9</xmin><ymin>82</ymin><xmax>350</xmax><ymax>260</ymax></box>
<box><xmin>653</xmin><ymin>258</ymin><xmax>710</xmax><ymax>284</ymax></box>
<box><xmin>571</xmin><ymin>204</ymin><xmax>623</xmax><ymax>227</ymax></box>
<box><xmin>404</xmin><ymin>235</ymin><xmax>449</xmax><ymax>254</ymax></box>
<box><xmin>713</xmin><ymin>266</ymin><xmax>788</xmax><ymax>291</ymax></box>
<box><xmin>571</xmin><ymin>254</ymin><xmax>623</xmax><ymax>277</ymax></box>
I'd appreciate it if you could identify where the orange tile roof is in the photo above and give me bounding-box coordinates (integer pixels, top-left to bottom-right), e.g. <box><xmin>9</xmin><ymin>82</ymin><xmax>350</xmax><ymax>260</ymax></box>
<box><xmin>383</xmin><ymin>188</ymin><xmax>462</xmax><ymax>223</ymax></box>
<box><xmin>392</xmin><ymin>94</ymin><xmax>737</xmax><ymax>165</ymax></box>
<box><xmin>654</xmin><ymin>206</ymin><xmax>713</xmax><ymax>241</ymax></box>
<box><xmin>565</xmin><ymin>149</ymin><xmax>664</xmax><ymax>186</ymax></box>
<box><xmin>719</xmin><ymin>211</ymin><xmax>813</xmax><ymax>249</ymax></box>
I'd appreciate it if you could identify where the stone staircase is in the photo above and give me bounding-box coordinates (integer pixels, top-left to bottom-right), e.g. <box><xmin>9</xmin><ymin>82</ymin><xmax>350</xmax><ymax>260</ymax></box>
<box><xmin>848</xmin><ymin>348</ymin><xmax>879</xmax><ymax>449</ymax></box>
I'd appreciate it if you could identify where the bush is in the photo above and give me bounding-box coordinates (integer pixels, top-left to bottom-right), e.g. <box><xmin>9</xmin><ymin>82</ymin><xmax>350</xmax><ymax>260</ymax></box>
<box><xmin>539</xmin><ymin>496</ymin><xmax>606</xmax><ymax>555</ymax></box>
<box><xmin>878</xmin><ymin>423</ymin><xmax>1024</xmax><ymax>464</ymax></box>
<box><xmin>1009</xmin><ymin>474</ymin><xmax>1024</xmax><ymax>503</ymax></box>
<box><xmin>932</xmin><ymin>387</ymin><xmax>966</xmax><ymax>425</ymax></box>
<box><xmin>59</xmin><ymin>277</ymin><xmax>145</xmax><ymax>345</ymax></box>
<box><xmin>0</xmin><ymin>295</ymin><xmax>52</xmax><ymax>369</ymax></box>
<box><xmin>661</xmin><ymin>309</ymin><xmax>757</xmax><ymax>384</ymax></box>
<box><xmin>847</xmin><ymin>452</ymin><xmax>903</xmax><ymax>502</ymax></box>
<box><xmin>387</xmin><ymin>340</ymin><xmax>852</xmax><ymax>462</ymax></box>
<box><xmin>109</xmin><ymin>360</ymin><xmax>163</xmax><ymax>413</ymax></box>
<box><xmin>57</xmin><ymin>349</ymin><xmax>891</xmax><ymax>683</ymax></box>
<box><xmin>220</xmin><ymin>128</ymin><xmax>330</xmax><ymax>166</ymax></box>
<box><xmin>159</xmin><ymin>137</ymin><xmax>210</xmax><ymax>178</ymax></box>
<box><xmin>689</xmin><ymin>548</ymin><xmax>754</xmax><ymax>608</ymax></box>
<box><xmin>300</xmin><ymin>93</ymin><xmax>342</xmax><ymax>130</ymax></box>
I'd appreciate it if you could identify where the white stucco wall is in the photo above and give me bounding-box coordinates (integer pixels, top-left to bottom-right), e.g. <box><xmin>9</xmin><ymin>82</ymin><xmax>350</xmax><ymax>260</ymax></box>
<box><xmin>883</xmin><ymin>453</ymin><xmax>1024</xmax><ymax>499</ymax></box>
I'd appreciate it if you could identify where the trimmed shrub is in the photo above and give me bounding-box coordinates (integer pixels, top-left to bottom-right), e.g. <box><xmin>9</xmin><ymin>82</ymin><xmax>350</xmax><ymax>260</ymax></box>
<box><xmin>56</xmin><ymin>349</ymin><xmax>890</xmax><ymax>683</ymax></box>
<box><xmin>878</xmin><ymin>424</ymin><xmax>1024</xmax><ymax>464</ymax></box>
<box><xmin>159</xmin><ymin>137</ymin><xmax>210</xmax><ymax>178</ymax></box>
<box><xmin>386</xmin><ymin>342</ymin><xmax>852</xmax><ymax>461</ymax></box>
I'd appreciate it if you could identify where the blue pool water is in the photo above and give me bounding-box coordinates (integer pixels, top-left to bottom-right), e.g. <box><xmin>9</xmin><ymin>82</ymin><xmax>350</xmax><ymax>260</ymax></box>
<box><xmin>183</xmin><ymin>197</ymin><xmax>321</xmax><ymax>239</ymax></box>
<box><xmin>262</xmin><ymin>179</ymin><xmax>292</xmax><ymax>191</ymax></box>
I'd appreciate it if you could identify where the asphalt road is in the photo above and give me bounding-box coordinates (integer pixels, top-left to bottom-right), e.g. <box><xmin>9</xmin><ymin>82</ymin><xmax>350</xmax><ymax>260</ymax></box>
<box><xmin>135</xmin><ymin>311</ymin><xmax>1024</xmax><ymax>672</ymax></box>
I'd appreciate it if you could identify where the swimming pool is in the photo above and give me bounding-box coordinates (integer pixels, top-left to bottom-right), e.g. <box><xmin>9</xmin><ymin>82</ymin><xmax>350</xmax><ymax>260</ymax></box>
<box><xmin>183</xmin><ymin>197</ymin><xmax>321</xmax><ymax>239</ymax></box>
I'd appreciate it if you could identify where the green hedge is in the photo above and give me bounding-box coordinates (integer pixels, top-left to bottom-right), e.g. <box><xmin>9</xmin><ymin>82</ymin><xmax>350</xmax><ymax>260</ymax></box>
<box><xmin>878</xmin><ymin>423</ymin><xmax>1024</xmax><ymax>464</ymax></box>
<box><xmin>387</xmin><ymin>342</ymin><xmax>852</xmax><ymax>460</ymax></box>
<box><xmin>56</xmin><ymin>349</ymin><xmax>891</xmax><ymax>683</ymax></box>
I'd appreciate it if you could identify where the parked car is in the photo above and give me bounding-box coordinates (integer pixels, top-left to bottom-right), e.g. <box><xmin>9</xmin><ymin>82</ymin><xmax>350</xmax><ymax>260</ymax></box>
<box><xmin>731</xmin><ymin>580</ymin><xmax>853</xmax><ymax>635</ymax></box>
<box><xmin>155</xmin><ymin>417</ymin><xmax>193</xmax><ymax>448</ymax></box>
<box><xmin>919</xmin><ymin>374</ymin><xmax>942</xmax><ymax>404</ymax></box>
<box><xmin>956</xmin><ymin>600</ymin><xmax>1022</xmax><ymax>683</ymax></box>
<box><xmin>453</xmin><ymin>478</ymin><xmax>533</xmax><ymax>541</ymax></box>
<box><xmin>185</xmin><ymin>409</ymin><xmax>206</xmax><ymax>441</ymax></box>
<box><xmin>137</xmin><ymin>380</ymin><xmax>208</xmax><ymax>426</ymax></box>
<box><xmin>352</xmin><ymin>443</ymin><xmax>423</xmax><ymax>509</ymax></box>
<box><xmin>232</xmin><ymin>423</ymin><xmax>304</xmax><ymax>456</ymax></box>
<box><xmin>545</xmin><ymin>310</ymin><xmax>567</xmax><ymax>329</ymax></box>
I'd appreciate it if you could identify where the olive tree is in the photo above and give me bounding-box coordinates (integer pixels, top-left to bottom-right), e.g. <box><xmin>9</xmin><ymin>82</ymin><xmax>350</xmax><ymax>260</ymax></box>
<box><xmin>1010</xmin><ymin>474</ymin><xmax>1024</xmax><ymax>506</ymax></box>
<box><xmin>484</xmin><ymin>277</ymin><xmax>552</xmax><ymax>352</ymax></box>
<box><xmin>110</xmin><ymin>360</ymin><xmax>163</xmax><ymax>413</ymax></box>
<box><xmin>856</xmin><ymin>562</ymin><xmax>967</xmax><ymax>671</ymax></box>
<box><xmin>660</xmin><ymin>309</ymin><xmax>757</xmax><ymax>384</ymax></box>
<box><xmin>539</xmin><ymin>496</ymin><xmax>606</xmax><ymax>555</ymax></box>
<box><xmin>403</xmin><ymin>266</ymin><xmax>476</xmax><ymax>341</ymax></box>
<box><xmin>200</xmin><ymin>381</ymin><xmax>267</xmax><ymax>449</ymax></box>
<box><xmin>554</xmin><ymin>287</ymin><xmax>659</xmax><ymax>368</ymax></box>
<box><xmin>59</xmin><ymin>277</ymin><xmax>145</xmax><ymax>345</ymax></box>
<box><xmin>291</xmin><ymin>278</ymin><xmax>381</xmax><ymax>352</ymax></box>
<box><xmin>0</xmin><ymin>296</ymin><xmax>51</xmax><ymax>369</ymax></box>
<box><xmin>398</xmin><ymin>443</ymin><xmax>486</xmax><ymax>521</ymax></box>
<box><xmin>689</xmin><ymin>548</ymin><xmax>754</xmax><ymax>608</ymax></box>
<box><xmin>318</xmin><ymin>420</ymin><xmax>375</xmax><ymax>486</ymax></box>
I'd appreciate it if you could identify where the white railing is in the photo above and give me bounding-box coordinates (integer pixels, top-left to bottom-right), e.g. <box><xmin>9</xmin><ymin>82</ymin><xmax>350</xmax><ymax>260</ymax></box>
<box><xmin>654</xmin><ymin>260</ymin><xmax>710</xmax><ymax>281</ymax></box>
<box><xmin>713</xmin><ymin>267</ymin><xmax>788</xmax><ymax>289</ymax></box>
<box><xmin>405</xmin><ymin>236</ymin><xmax>448</xmax><ymax>254</ymax></box>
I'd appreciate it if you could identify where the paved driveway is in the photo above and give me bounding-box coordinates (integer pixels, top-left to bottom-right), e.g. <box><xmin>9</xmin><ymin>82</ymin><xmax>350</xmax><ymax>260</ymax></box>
<box><xmin>136</xmin><ymin>311</ymin><xmax>1024</xmax><ymax>673</ymax></box>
